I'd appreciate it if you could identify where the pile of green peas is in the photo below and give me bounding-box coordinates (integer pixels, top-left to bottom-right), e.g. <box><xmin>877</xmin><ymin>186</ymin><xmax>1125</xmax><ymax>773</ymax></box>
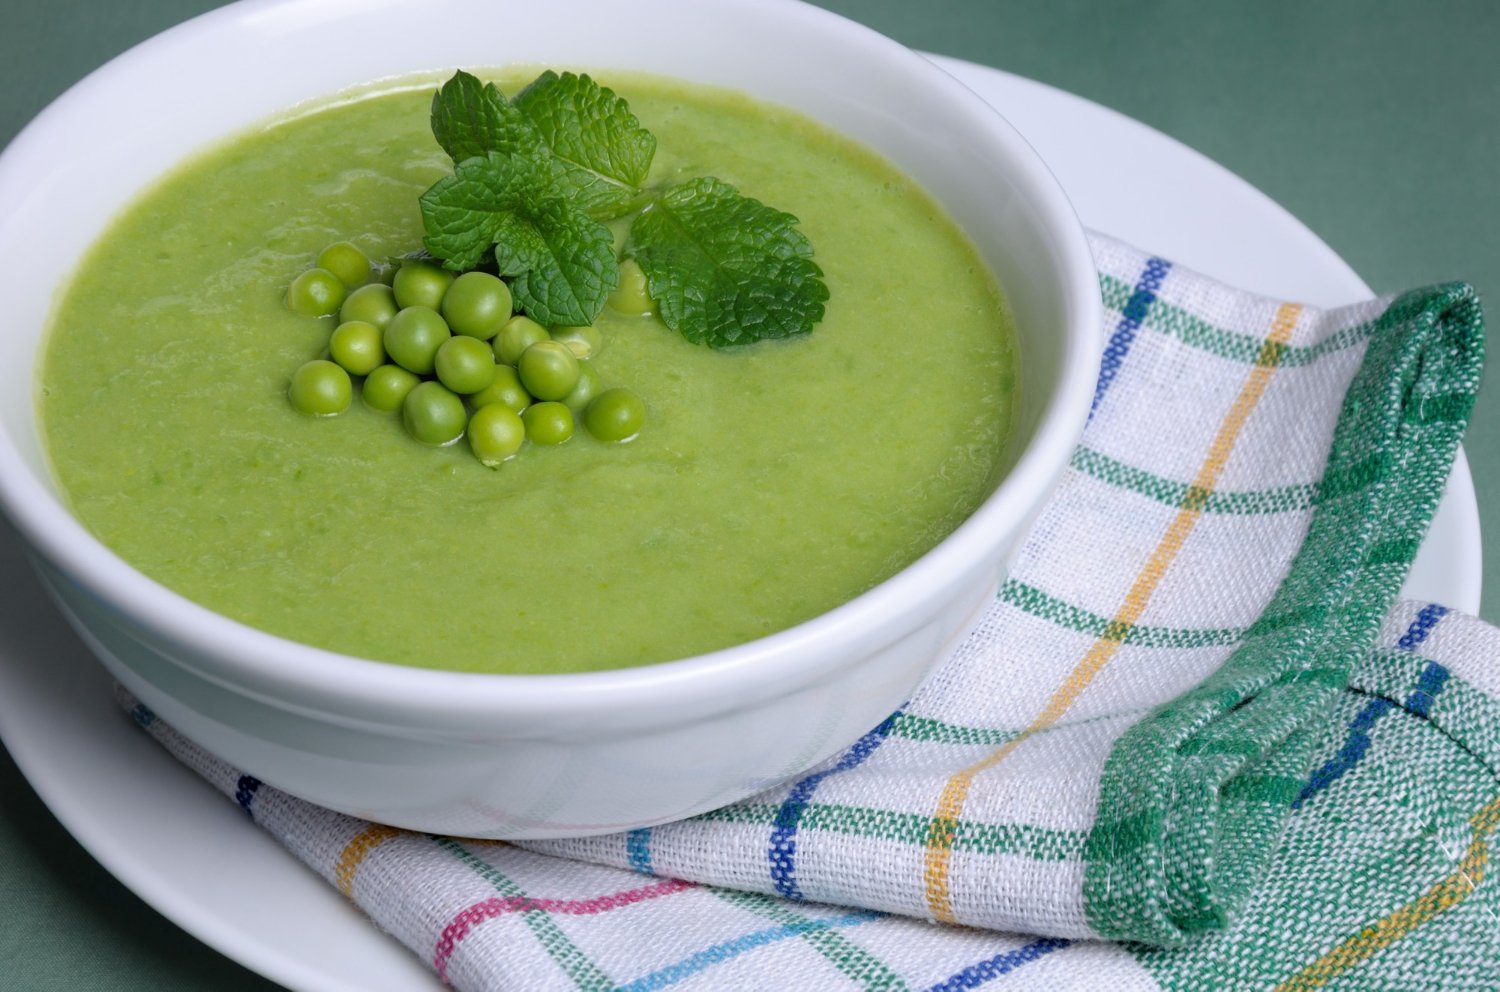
<box><xmin>285</xmin><ymin>243</ymin><xmax>648</xmax><ymax>467</ymax></box>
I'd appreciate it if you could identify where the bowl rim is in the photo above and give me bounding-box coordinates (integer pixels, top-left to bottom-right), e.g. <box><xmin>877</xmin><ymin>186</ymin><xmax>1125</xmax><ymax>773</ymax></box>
<box><xmin>0</xmin><ymin>0</ymin><xmax>1101</xmax><ymax>723</ymax></box>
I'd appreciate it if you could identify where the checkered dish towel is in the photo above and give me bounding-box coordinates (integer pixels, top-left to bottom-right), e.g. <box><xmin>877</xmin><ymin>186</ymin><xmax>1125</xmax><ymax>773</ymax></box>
<box><xmin>126</xmin><ymin>233</ymin><xmax>1496</xmax><ymax>989</ymax></box>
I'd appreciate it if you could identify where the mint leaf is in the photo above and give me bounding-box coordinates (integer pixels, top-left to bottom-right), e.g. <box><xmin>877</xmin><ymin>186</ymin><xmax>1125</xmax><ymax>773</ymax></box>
<box><xmin>429</xmin><ymin>70</ymin><xmax>533</xmax><ymax>165</ymax></box>
<box><xmin>419</xmin><ymin>152</ymin><xmax>615</xmax><ymax>325</ymax></box>
<box><xmin>513</xmin><ymin>71</ymin><xmax>656</xmax><ymax>219</ymax></box>
<box><xmin>492</xmin><ymin>197</ymin><xmax>618</xmax><ymax>326</ymax></box>
<box><xmin>630</xmin><ymin>178</ymin><xmax>828</xmax><ymax>347</ymax></box>
<box><xmin>419</xmin><ymin>151</ymin><xmax>541</xmax><ymax>271</ymax></box>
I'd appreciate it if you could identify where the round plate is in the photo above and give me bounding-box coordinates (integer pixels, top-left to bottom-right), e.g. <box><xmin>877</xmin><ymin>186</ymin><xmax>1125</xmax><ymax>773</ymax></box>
<box><xmin>0</xmin><ymin>56</ymin><xmax>1481</xmax><ymax>992</ymax></box>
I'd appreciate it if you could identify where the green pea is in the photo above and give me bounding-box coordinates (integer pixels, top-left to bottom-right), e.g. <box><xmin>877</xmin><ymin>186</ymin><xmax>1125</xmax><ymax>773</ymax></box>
<box><xmin>288</xmin><ymin>359</ymin><xmax>351</xmax><ymax>416</ymax></box>
<box><xmin>522</xmin><ymin>401</ymin><xmax>574</xmax><ymax>445</ymax></box>
<box><xmin>329</xmin><ymin>320</ymin><xmax>385</xmax><ymax>376</ymax></box>
<box><xmin>392</xmin><ymin>259</ymin><xmax>456</xmax><ymax>310</ymax></box>
<box><xmin>434</xmin><ymin>335</ymin><xmax>497</xmax><ymax>394</ymax></box>
<box><xmin>468</xmin><ymin>365</ymin><xmax>532</xmax><ymax>414</ymax></box>
<box><xmin>517</xmin><ymin>340</ymin><xmax>580</xmax><ymax>401</ymax></box>
<box><xmin>561</xmin><ymin>361</ymin><xmax>602</xmax><ymax>412</ymax></box>
<box><xmin>468</xmin><ymin>404</ymin><xmax>527</xmax><ymax>467</ymax></box>
<box><xmin>607</xmin><ymin>257</ymin><xmax>653</xmax><ymax>315</ymax></box>
<box><xmin>441</xmin><ymin>271</ymin><xmax>512</xmax><ymax>340</ymax></box>
<box><xmin>383</xmin><ymin>306</ymin><xmax>451</xmax><ymax>375</ymax></box>
<box><xmin>362</xmin><ymin>364</ymin><xmax>421</xmax><ymax>412</ymax></box>
<box><xmin>316</xmin><ymin>241</ymin><xmax>371</xmax><ymax>288</ymax></box>
<box><xmin>339</xmin><ymin>283</ymin><xmax>399</xmax><ymax>329</ymax></box>
<box><xmin>551</xmin><ymin>324</ymin><xmax>602</xmax><ymax>360</ymax></box>
<box><xmin>585</xmin><ymin>387</ymin><xmax>645</xmax><ymax>442</ymax></box>
<box><xmin>494</xmin><ymin>315</ymin><xmax>550</xmax><ymax>366</ymax></box>
<box><xmin>402</xmin><ymin>381</ymin><xmax>467</xmax><ymax>446</ymax></box>
<box><xmin>286</xmin><ymin>267</ymin><xmax>346</xmax><ymax>317</ymax></box>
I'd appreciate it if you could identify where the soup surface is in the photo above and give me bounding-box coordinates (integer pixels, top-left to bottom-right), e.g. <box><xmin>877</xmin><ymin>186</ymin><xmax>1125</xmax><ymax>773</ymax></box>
<box><xmin>40</xmin><ymin>72</ymin><xmax>1017</xmax><ymax>673</ymax></box>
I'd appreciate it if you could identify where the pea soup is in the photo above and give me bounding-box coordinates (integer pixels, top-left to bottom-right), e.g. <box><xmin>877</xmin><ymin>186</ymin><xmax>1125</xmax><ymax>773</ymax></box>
<box><xmin>39</xmin><ymin>72</ymin><xmax>1018</xmax><ymax>674</ymax></box>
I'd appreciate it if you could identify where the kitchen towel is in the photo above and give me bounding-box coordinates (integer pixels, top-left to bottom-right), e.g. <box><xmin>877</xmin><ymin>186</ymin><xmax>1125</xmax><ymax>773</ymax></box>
<box><xmin>125</xmin><ymin>232</ymin><xmax>1495</xmax><ymax>988</ymax></box>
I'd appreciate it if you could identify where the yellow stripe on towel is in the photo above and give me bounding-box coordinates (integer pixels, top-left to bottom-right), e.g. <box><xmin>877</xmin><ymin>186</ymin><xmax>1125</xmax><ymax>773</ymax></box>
<box><xmin>335</xmin><ymin>823</ymin><xmax>402</xmax><ymax>898</ymax></box>
<box><xmin>1274</xmin><ymin>792</ymin><xmax>1500</xmax><ymax>990</ymax></box>
<box><xmin>922</xmin><ymin>302</ymin><xmax>1303</xmax><ymax>924</ymax></box>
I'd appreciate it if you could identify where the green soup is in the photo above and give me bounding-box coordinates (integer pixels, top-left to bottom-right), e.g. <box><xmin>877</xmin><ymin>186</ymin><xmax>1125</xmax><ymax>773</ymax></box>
<box><xmin>39</xmin><ymin>72</ymin><xmax>1017</xmax><ymax>674</ymax></box>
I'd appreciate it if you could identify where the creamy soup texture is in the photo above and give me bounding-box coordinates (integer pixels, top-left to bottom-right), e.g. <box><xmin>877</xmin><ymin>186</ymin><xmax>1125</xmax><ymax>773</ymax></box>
<box><xmin>40</xmin><ymin>72</ymin><xmax>1017</xmax><ymax>673</ymax></box>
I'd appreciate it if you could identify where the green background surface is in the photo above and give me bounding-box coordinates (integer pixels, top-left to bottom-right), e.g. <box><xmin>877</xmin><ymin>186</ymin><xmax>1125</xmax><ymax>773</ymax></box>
<box><xmin>1</xmin><ymin>1</ymin><xmax>1495</xmax><ymax>988</ymax></box>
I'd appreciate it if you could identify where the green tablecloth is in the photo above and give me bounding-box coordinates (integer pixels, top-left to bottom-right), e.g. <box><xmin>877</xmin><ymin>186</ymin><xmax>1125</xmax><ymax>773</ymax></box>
<box><xmin>2</xmin><ymin>2</ymin><xmax>1496</xmax><ymax>988</ymax></box>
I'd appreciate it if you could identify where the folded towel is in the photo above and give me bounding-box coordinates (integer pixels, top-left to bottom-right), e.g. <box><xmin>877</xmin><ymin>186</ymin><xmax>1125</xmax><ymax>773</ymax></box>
<box><xmin>123</xmin><ymin>233</ymin><xmax>1494</xmax><ymax>989</ymax></box>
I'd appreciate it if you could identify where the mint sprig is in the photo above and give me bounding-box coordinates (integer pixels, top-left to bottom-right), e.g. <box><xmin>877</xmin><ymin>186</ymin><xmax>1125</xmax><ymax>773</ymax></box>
<box><xmin>419</xmin><ymin>70</ymin><xmax>827</xmax><ymax>347</ymax></box>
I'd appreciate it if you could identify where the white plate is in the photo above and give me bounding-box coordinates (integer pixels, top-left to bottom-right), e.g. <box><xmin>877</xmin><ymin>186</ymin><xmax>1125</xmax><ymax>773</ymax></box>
<box><xmin>0</xmin><ymin>55</ymin><xmax>1482</xmax><ymax>992</ymax></box>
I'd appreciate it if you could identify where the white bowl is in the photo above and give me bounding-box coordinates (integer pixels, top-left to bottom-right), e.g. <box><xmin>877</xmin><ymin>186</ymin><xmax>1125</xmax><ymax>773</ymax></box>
<box><xmin>0</xmin><ymin>0</ymin><xmax>1098</xmax><ymax>837</ymax></box>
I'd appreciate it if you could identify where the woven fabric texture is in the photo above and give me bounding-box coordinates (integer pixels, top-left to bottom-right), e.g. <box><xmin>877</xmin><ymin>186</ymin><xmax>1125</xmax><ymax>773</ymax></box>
<box><xmin>124</xmin><ymin>233</ymin><xmax>1495</xmax><ymax>989</ymax></box>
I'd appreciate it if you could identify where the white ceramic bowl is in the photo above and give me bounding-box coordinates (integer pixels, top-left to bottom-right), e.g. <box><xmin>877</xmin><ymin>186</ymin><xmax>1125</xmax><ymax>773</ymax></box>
<box><xmin>0</xmin><ymin>0</ymin><xmax>1098</xmax><ymax>837</ymax></box>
